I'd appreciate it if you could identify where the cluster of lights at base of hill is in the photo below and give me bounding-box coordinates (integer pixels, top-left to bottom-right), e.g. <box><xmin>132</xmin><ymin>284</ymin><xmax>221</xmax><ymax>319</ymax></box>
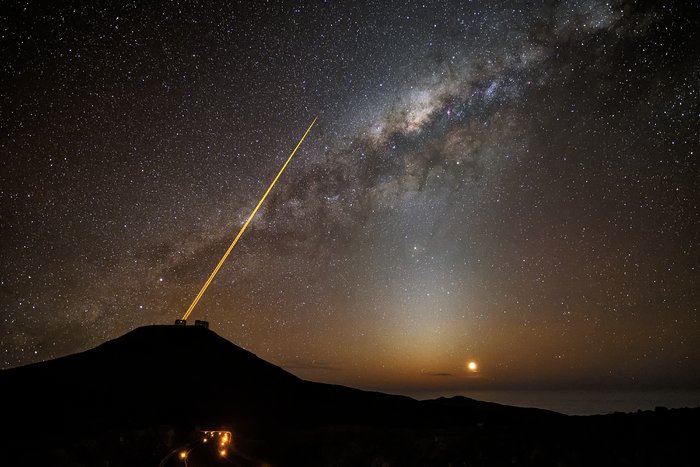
<box><xmin>179</xmin><ymin>430</ymin><xmax>231</xmax><ymax>461</ymax></box>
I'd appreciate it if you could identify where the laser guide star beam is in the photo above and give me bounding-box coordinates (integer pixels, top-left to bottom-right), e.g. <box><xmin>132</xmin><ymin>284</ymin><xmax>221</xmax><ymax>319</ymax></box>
<box><xmin>178</xmin><ymin>116</ymin><xmax>318</xmax><ymax>324</ymax></box>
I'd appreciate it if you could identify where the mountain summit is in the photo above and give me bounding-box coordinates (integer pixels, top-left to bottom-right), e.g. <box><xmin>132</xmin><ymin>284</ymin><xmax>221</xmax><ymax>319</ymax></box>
<box><xmin>3</xmin><ymin>325</ymin><xmax>301</xmax><ymax>432</ymax></box>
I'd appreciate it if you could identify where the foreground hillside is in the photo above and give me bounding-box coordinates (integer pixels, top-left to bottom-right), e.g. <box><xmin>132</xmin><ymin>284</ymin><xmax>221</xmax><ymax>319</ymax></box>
<box><xmin>1</xmin><ymin>325</ymin><xmax>697</xmax><ymax>466</ymax></box>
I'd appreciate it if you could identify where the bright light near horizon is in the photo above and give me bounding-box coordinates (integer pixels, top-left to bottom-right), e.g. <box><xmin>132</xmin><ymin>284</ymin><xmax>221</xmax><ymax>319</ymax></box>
<box><xmin>467</xmin><ymin>361</ymin><xmax>478</xmax><ymax>372</ymax></box>
<box><xmin>179</xmin><ymin>451</ymin><xmax>187</xmax><ymax>459</ymax></box>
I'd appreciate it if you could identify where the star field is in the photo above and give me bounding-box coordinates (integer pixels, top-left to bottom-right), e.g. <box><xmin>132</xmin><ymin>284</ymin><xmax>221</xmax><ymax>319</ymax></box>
<box><xmin>1</xmin><ymin>1</ymin><xmax>698</xmax><ymax>399</ymax></box>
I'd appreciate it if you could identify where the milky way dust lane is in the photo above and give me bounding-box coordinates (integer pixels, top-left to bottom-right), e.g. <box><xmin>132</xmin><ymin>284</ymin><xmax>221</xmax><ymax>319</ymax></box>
<box><xmin>181</xmin><ymin>116</ymin><xmax>318</xmax><ymax>321</ymax></box>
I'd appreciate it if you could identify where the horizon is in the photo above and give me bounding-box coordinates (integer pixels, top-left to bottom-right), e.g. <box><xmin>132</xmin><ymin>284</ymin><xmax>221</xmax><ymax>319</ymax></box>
<box><xmin>5</xmin><ymin>322</ymin><xmax>699</xmax><ymax>416</ymax></box>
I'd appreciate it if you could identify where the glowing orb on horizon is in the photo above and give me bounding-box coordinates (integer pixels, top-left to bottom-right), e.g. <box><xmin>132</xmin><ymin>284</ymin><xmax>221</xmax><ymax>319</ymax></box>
<box><xmin>467</xmin><ymin>361</ymin><xmax>478</xmax><ymax>372</ymax></box>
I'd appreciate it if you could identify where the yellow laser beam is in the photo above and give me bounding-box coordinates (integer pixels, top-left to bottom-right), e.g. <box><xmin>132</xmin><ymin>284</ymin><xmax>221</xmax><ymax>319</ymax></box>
<box><xmin>181</xmin><ymin>116</ymin><xmax>318</xmax><ymax>321</ymax></box>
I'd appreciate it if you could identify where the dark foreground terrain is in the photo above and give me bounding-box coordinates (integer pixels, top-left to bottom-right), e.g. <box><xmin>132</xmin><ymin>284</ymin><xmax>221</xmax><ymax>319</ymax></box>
<box><xmin>1</xmin><ymin>325</ymin><xmax>697</xmax><ymax>466</ymax></box>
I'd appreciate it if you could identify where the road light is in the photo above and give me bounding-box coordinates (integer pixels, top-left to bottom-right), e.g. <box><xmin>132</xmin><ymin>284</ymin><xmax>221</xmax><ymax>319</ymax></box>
<box><xmin>179</xmin><ymin>451</ymin><xmax>188</xmax><ymax>460</ymax></box>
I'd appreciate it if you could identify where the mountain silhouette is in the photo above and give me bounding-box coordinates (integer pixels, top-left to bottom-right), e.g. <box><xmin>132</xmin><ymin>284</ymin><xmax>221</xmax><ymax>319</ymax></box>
<box><xmin>1</xmin><ymin>325</ymin><xmax>555</xmax><ymax>433</ymax></box>
<box><xmin>1</xmin><ymin>325</ymin><xmax>698</xmax><ymax>466</ymax></box>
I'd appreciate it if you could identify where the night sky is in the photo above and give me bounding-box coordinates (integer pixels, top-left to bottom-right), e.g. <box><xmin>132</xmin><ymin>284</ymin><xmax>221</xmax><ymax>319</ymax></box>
<box><xmin>2</xmin><ymin>1</ymin><xmax>698</xmax><ymax>400</ymax></box>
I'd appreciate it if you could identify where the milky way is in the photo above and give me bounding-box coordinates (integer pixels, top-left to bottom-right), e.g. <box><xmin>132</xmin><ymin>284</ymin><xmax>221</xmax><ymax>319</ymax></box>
<box><xmin>1</xmin><ymin>1</ymin><xmax>698</xmax><ymax>397</ymax></box>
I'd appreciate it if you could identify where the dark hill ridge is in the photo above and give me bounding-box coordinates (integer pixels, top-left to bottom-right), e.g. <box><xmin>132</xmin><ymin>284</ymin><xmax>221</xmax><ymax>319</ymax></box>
<box><xmin>1</xmin><ymin>325</ymin><xmax>698</xmax><ymax>466</ymax></box>
<box><xmin>0</xmin><ymin>325</ymin><xmax>556</xmax><ymax>433</ymax></box>
<box><xmin>2</xmin><ymin>325</ymin><xmax>304</xmax><ymax>432</ymax></box>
